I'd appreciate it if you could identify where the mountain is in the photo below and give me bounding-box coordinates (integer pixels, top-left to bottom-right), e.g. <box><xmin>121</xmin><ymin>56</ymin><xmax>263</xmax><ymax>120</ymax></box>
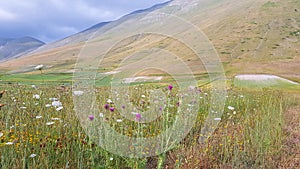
<box><xmin>0</xmin><ymin>37</ymin><xmax>45</xmax><ymax>61</ymax></box>
<box><xmin>0</xmin><ymin>0</ymin><xmax>299</xmax><ymax>82</ymax></box>
<box><xmin>30</xmin><ymin>1</ymin><xmax>171</xmax><ymax>54</ymax></box>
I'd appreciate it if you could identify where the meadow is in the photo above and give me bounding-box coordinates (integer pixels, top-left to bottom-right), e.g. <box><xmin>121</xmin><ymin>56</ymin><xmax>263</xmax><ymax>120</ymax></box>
<box><xmin>0</xmin><ymin>0</ymin><xmax>299</xmax><ymax>168</ymax></box>
<box><xmin>0</xmin><ymin>79</ymin><xmax>299</xmax><ymax>169</ymax></box>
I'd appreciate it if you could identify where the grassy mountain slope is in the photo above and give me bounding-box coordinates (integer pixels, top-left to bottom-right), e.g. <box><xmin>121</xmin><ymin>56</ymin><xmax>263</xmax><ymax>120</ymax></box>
<box><xmin>0</xmin><ymin>37</ymin><xmax>45</xmax><ymax>61</ymax></box>
<box><xmin>0</xmin><ymin>0</ymin><xmax>299</xmax><ymax>83</ymax></box>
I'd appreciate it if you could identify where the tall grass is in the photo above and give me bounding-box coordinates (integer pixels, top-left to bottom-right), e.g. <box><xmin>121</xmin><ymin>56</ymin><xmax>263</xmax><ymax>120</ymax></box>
<box><xmin>0</xmin><ymin>83</ymin><xmax>292</xmax><ymax>168</ymax></box>
<box><xmin>178</xmin><ymin>90</ymin><xmax>288</xmax><ymax>168</ymax></box>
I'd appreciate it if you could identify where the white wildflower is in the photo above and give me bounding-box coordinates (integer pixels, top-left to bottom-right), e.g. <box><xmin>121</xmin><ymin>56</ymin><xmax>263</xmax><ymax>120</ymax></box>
<box><xmin>52</xmin><ymin>101</ymin><xmax>62</xmax><ymax>107</ymax></box>
<box><xmin>51</xmin><ymin>118</ymin><xmax>61</xmax><ymax>121</ymax></box>
<box><xmin>5</xmin><ymin>142</ymin><xmax>14</xmax><ymax>145</ymax></box>
<box><xmin>227</xmin><ymin>106</ymin><xmax>235</xmax><ymax>110</ymax></box>
<box><xmin>33</xmin><ymin>94</ymin><xmax>40</xmax><ymax>99</ymax></box>
<box><xmin>56</xmin><ymin>106</ymin><xmax>63</xmax><ymax>111</ymax></box>
<box><xmin>107</xmin><ymin>99</ymin><xmax>113</xmax><ymax>103</ymax></box>
<box><xmin>46</xmin><ymin>122</ymin><xmax>55</xmax><ymax>126</ymax></box>
<box><xmin>29</xmin><ymin>154</ymin><xmax>37</xmax><ymax>158</ymax></box>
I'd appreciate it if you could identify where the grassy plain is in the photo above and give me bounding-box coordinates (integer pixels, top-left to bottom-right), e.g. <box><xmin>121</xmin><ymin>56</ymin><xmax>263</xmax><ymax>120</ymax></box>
<box><xmin>0</xmin><ymin>80</ymin><xmax>299</xmax><ymax>168</ymax></box>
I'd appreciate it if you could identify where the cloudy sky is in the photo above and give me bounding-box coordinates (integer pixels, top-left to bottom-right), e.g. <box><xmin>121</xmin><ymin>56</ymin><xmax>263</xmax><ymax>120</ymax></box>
<box><xmin>0</xmin><ymin>0</ymin><xmax>168</xmax><ymax>43</ymax></box>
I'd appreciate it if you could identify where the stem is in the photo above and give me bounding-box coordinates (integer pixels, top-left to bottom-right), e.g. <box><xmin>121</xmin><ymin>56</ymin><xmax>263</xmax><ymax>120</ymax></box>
<box><xmin>157</xmin><ymin>153</ymin><xmax>166</xmax><ymax>169</ymax></box>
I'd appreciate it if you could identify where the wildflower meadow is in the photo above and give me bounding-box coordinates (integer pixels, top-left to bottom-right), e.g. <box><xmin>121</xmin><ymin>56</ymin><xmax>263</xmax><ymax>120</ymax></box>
<box><xmin>0</xmin><ymin>81</ymin><xmax>298</xmax><ymax>168</ymax></box>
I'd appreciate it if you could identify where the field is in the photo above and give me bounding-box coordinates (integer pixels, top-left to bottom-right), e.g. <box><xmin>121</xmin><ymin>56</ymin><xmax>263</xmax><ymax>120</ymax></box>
<box><xmin>0</xmin><ymin>79</ymin><xmax>299</xmax><ymax>168</ymax></box>
<box><xmin>0</xmin><ymin>0</ymin><xmax>300</xmax><ymax>168</ymax></box>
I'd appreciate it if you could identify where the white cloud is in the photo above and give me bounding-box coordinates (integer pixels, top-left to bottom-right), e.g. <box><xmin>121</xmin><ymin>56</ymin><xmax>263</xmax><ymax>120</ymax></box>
<box><xmin>0</xmin><ymin>8</ymin><xmax>16</xmax><ymax>21</ymax></box>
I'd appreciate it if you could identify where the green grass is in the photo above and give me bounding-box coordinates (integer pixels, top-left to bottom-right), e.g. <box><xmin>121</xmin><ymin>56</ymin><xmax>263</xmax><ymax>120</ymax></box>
<box><xmin>233</xmin><ymin>78</ymin><xmax>300</xmax><ymax>92</ymax></box>
<box><xmin>262</xmin><ymin>1</ymin><xmax>277</xmax><ymax>8</ymax></box>
<box><xmin>0</xmin><ymin>73</ymin><xmax>73</xmax><ymax>84</ymax></box>
<box><xmin>0</xmin><ymin>81</ymin><xmax>296</xmax><ymax>168</ymax></box>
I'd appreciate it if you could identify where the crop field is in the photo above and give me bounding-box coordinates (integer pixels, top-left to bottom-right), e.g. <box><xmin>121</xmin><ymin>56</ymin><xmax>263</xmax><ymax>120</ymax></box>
<box><xmin>0</xmin><ymin>80</ymin><xmax>299</xmax><ymax>168</ymax></box>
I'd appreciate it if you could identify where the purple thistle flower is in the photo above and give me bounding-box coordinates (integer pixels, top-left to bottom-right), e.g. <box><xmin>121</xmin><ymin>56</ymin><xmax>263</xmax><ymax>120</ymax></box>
<box><xmin>168</xmin><ymin>85</ymin><xmax>173</xmax><ymax>91</ymax></box>
<box><xmin>176</xmin><ymin>102</ymin><xmax>180</xmax><ymax>106</ymax></box>
<box><xmin>88</xmin><ymin>115</ymin><xmax>94</xmax><ymax>121</ymax></box>
<box><xmin>159</xmin><ymin>106</ymin><xmax>163</xmax><ymax>111</ymax></box>
<box><xmin>104</xmin><ymin>104</ymin><xmax>109</xmax><ymax>110</ymax></box>
<box><xmin>135</xmin><ymin>113</ymin><xmax>142</xmax><ymax>121</ymax></box>
<box><xmin>122</xmin><ymin>105</ymin><xmax>125</xmax><ymax>109</ymax></box>
<box><xmin>109</xmin><ymin>107</ymin><xmax>115</xmax><ymax>112</ymax></box>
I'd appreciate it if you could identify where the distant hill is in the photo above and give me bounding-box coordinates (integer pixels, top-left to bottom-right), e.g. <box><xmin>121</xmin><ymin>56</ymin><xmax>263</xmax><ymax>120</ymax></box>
<box><xmin>30</xmin><ymin>1</ymin><xmax>171</xmax><ymax>54</ymax></box>
<box><xmin>0</xmin><ymin>0</ymin><xmax>299</xmax><ymax>82</ymax></box>
<box><xmin>0</xmin><ymin>37</ymin><xmax>45</xmax><ymax>61</ymax></box>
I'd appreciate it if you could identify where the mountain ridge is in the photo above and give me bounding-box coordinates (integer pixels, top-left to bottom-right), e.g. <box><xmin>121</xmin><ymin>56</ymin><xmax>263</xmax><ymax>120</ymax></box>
<box><xmin>28</xmin><ymin>1</ymin><xmax>172</xmax><ymax>55</ymax></box>
<box><xmin>0</xmin><ymin>0</ymin><xmax>299</xmax><ymax>82</ymax></box>
<box><xmin>0</xmin><ymin>36</ymin><xmax>45</xmax><ymax>61</ymax></box>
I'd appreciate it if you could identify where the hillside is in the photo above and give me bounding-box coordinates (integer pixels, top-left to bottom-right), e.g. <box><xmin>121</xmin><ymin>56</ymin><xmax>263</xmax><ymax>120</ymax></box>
<box><xmin>0</xmin><ymin>0</ymin><xmax>299</xmax><ymax>82</ymax></box>
<box><xmin>0</xmin><ymin>37</ymin><xmax>45</xmax><ymax>61</ymax></box>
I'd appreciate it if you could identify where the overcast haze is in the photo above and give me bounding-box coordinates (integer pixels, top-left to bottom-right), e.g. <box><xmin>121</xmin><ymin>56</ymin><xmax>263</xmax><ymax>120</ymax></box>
<box><xmin>0</xmin><ymin>0</ymin><xmax>169</xmax><ymax>43</ymax></box>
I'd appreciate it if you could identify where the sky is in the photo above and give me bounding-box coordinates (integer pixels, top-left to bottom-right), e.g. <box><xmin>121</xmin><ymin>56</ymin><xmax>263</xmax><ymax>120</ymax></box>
<box><xmin>0</xmin><ymin>0</ymin><xmax>169</xmax><ymax>43</ymax></box>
